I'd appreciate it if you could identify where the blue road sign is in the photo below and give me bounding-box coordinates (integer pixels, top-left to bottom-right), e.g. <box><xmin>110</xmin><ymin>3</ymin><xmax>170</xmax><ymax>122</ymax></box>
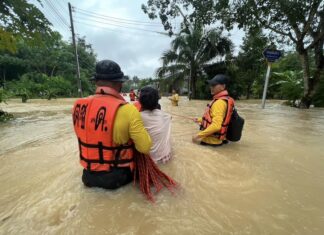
<box><xmin>263</xmin><ymin>49</ymin><xmax>282</xmax><ymax>62</ymax></box>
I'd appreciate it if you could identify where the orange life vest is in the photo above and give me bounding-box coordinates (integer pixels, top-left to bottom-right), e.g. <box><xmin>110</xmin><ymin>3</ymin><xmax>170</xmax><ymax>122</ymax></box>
<box><xmin>72</xmin><ymin>86</ymin><xmax>134</xmax><ymax>172</ymax></box>
<box><xmin>133</xmin><ymin>101</ymin><xmax>142</xmax><ymax>111</ymax></box>
<box><xmin>200</xmin><ymin>90</ymin><xmax>234</xmax><ymax>140</ymax></box>
<box><xmin>129</xmin><ymin>91</ymin><xmax>136</xmax><ymax>101</ymax></box>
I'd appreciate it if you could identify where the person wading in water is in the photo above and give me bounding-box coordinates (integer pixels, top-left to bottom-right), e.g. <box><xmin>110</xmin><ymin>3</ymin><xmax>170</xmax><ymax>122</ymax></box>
<box><xmin>137</xmin><ymin>87</ymin><xmax>172</xmax><ymax>164</ymax></box>
<box><xmin>72</xmin><ymin>59</ymin><xmax>152</xmax><ymax>189</ymax></box>
<box><xmin>192</xmin><ymin>74</ymin><xmax>235</xmax><ymax>147</ymax></box>
<box><xmin>129</xmin><ymin>88</ymin><xmax>136</xmax><ymax>101</ymax></box>
<box><xmin>168</xmin><ymin>89</ymin><xmax>179</xmax><ymax>106</ymax></box>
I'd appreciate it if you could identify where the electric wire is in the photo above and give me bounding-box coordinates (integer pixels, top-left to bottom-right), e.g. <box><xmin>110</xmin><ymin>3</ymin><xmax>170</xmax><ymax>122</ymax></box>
<box><xmin>44</xmin><ymin>0</ymin><xmax>70</xmax><ymax>28</ymax></box>
<box><xmin>74</xmin><ymin>15</ymin><xmax>165</xmax><ymax>34</ymax></box>
<box><xmin>75</xmin><ymin>7</ymin><xmax>161</xmax><ymax>25</ymax></box>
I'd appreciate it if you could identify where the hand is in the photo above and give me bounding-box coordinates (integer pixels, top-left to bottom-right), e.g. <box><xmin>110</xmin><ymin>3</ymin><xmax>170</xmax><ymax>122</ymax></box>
<box><xmin>193</xmin><ymin>118</ymin><xmax>199</xmax><ymax>123</ymax></box>
<box><xmin>192</xmin><ymin>135</ymin><xmax>202</xmax><ymax>144</ymax></box>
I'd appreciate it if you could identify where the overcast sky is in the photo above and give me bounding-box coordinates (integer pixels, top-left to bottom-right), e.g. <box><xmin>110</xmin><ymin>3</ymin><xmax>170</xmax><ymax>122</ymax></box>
<box><xmin>34</xmin><ymin>0</ymin><xmax>245</xmax><ymax>78</ymax></box>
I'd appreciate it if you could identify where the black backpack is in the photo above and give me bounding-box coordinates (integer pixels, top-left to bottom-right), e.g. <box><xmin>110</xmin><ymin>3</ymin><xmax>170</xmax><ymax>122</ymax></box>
<box><xmin>226</xmin><ymin>108</ymin><xmax>244</xmax><ymax>142</ymax></box>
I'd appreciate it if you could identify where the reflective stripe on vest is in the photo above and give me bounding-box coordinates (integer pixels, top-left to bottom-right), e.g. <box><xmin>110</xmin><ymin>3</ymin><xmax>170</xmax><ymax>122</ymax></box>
<box><xmin>72</xmin><ymin>87</ymin><xmax>134</xmax><ymax>172</ymax></box>
<box><xmin>200</xmin><ymin>91</ymin><xmax>234</xmax><ymax>140</ymax></box>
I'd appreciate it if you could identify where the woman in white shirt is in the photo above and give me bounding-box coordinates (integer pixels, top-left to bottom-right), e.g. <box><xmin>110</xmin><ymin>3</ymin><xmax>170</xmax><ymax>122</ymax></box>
<box><xmin>138</xmin><ymin>87</ymin><xmax>172</xmax><ymax>163</ymax></box>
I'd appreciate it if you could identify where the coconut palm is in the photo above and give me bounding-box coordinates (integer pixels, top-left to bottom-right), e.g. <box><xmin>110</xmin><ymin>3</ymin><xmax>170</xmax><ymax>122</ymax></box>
<box><xmin>156</xmin><ymin>26</ymin><xmax>233</xmax><ymax>99</ymax></box>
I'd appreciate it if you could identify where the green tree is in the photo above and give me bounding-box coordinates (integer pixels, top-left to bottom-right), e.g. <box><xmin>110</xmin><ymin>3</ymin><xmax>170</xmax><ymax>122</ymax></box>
<box><xmin>231</xmin><ymin>0</ymin><xmax>324</xmax><ymax>108</ymax></box>
<box><xmin>0</xmin><ymin>0</ymin><xmax>52</xmax><ymax>53</ymax></box>
<box><xmin>156</xmin><ymin>26</ymin><xmax>233</xmax><ymax>99</ymax></box>
<box><xmin>1</xmin><ymin>35</ymin><xmax>96</xmax><ymax>97</ymax></box>
<box><xmin>143</xmin><ymin>0</ymin><xmax>324</xmax><ymax>108</ymax></box>
<box><xmin>142</xmin><ymin>0</ymin><xmax>222</xmax><ymax>36</ymax></box>
<box><xmin>237</xmin><ymin>28</ymin><xmax>268</xmax><ymax>99</ymax></box>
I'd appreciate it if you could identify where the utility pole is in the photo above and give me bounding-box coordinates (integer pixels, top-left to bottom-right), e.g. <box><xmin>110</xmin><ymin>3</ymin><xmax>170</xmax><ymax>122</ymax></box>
<box><xmin>68</xmin><ymin>2</ymin><xmax>82</xmax><ymax>97</ymax></box>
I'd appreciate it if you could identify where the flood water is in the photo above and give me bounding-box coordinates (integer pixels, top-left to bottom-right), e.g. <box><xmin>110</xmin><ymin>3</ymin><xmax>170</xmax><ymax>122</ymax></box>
<box><xmin>1</xmin><ymin>97</ymin><xmax>324</xmax><ymax>235</ymax></box>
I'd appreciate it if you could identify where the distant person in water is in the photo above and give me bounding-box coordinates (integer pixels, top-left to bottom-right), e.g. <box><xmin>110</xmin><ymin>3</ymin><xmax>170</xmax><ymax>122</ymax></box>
<box><xmin>138</xmin><ymin>86</ymin><xmax>172</xmax><ymax>163</ymax></box>
<box><xmin>129</xmin><ymin>88</ymin><xmax>136</xmax><ymax>101</ymax></box>
<box><xmin>169</xmin><ymin>89</ymin><xmax>179</xmax><ymax>106</ymax></box>
<box><xmin>192</xmin><ymin>74</ymin><xmax>235</xmax><ymax>146</ymax></box>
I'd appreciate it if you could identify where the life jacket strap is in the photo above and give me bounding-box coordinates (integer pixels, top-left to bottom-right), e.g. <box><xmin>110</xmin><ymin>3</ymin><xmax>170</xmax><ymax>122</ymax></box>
<box><xmin>79</xmin><ymin>154</ymin><xmax>134</xmax><ymax>165</ymax></box>
<box><xmin>78</xmin><ymin>138</ymin><xmax>133</xmax><ymax>150</ymax></box>
<box><xmin>78</xmin><ymin>138</ymin><xmax>134</xmax><ymax>169</ymax></box>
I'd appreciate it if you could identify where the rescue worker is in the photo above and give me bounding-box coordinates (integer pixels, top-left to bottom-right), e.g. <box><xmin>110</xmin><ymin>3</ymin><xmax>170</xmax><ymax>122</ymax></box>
<box><xmin>192</xmin><ymin>74</ymin><xmax>234</xmax><ymax>146</ymax></box>
<box><xmin>72</xmin><ymin>60</ymin><xmax>152</xmax><ymax>189</ymax></box>
<box><xmin>129</xmin><ymin>89</ymin><xmax>136</xmax><ymax>101</ymax></box>
<box><xmin>168</xmin><ymin>89</ymin><xmax>179</xmax><ymax>106</ymax></box>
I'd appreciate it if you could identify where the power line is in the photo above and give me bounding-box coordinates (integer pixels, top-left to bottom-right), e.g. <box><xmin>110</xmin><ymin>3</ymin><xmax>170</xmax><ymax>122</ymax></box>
<box><xmin>53</xmin><ymin>0</ymin><xmax>69</xmax><ymax>15</ymax></box>
<box><xmin>74</xmin><ymin>16</ymin><xmax>167</xmax><ymax>35</ymax></box>
<box><xmin>74</xmin><ymin>20</ymin><xmax>139</xmax><ymax>37</ymax></box>
<box><xmin>79</xmin><ymin>60</ymin><xmax>95</xmax><ymax>72</ymax></box>
<box><xmin>44</xmin><ymin>0</ymin><xmax>70</xmax><ymax>28</ymax></box>
<box><xmin>48</xmin><ymin>0</ymin><xmax>70</xmax><ymax>27</ymax></box>
<box><xmin>74</xmin><ymin>7</ymin><xmax>161</xmax><ymax>25</ymax></box>
<box><xmin>41</xmin><ymin>4</ymin><xmax>70</xmax><ymax>32</ymax></box>
<box><xmin>75</xmin><ymin>10</ymin><xmax>161</xmax><ymax>27</ymax></box>
<box><xmin>74</xmin><ymin>20</ymin><xmax>168</xmax><ymax>38</ymax></box>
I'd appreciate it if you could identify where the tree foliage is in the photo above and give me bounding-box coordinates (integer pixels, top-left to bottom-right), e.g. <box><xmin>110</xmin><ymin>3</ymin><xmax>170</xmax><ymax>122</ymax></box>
<box><xmin>272</xmin><ymin>71</ymin><xmax>304</xmax><ymax>106</ymax></box>
<box><xmin>157</xmin><ymin>25</ymin><xmax>233</xmax><ymax>98</ymax></box>
<box><xmin>143</xmin><ymin>0</ymin><xmax>324</xmax><ymax>107</ymax></box>
<box><xmin>236</xmin><ymin>28</ymin><xmax>269</xmax><ymax>99</ymax></box>
<box><xmin>1</xmin><ymin>35</ymin><xmax>96</xmax><ymax>99</ymax></box>
<box><xmin>0</xmin><ymin>0</ymin><xmax>53</xmax><ymax>53</ymax></box>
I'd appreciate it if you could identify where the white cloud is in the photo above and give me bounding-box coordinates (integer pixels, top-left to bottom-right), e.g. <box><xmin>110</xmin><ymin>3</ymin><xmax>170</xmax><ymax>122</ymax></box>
<box><xmin>34</xmin><ymin>0</ymin><xmax>245</xmax><ymax>78</ymax></box>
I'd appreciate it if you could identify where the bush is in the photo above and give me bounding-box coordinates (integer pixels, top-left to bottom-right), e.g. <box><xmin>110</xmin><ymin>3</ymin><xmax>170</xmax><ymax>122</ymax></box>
<box><xmin>0</xmin><ymin>109</ymin><xmax>13</xmax><ymax>122</ymax></box>
<box><xmin>0</xmin><ymin>88</ymin><xmax>14</xmax><ymax>122</ymax></box>
<box><xmin>0</xmin><ymin>88</ymin><xmax>8</xmax><ymax>103</ymax></box>
<box><xmin>272</xmin><ymin>71</ymin><xmax>303</xmax><ymax>105</ymax></box>
<box><xmin>6</xmin><ymin>73</ymin><xmax>76</xmax><ymax>101</ymax></box>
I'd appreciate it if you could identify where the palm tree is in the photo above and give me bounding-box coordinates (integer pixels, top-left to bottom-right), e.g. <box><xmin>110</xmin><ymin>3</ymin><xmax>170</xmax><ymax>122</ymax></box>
<box><xmin>156</xmin><ymin>26</ymin><xmax>233</xmax><ymax>99</ymax></box>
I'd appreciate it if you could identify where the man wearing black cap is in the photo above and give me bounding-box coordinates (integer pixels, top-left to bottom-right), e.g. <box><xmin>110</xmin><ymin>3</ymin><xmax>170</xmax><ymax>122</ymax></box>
<box><xmin>192</xmin><ymin>74</ymin><xmax>234</xmax><ymax>146</ymax></box>
<box><xmin>72</xmin><ymin>60</ymin><xmax>152</xmax><ymax>189</ymax></box>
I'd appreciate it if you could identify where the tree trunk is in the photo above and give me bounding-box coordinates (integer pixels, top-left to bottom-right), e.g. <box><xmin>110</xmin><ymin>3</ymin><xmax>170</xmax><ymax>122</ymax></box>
<box><xmin>191</xmin><ymin>75</ymin><xmax>196</xmax><ymax>99</ymax></box>
<box><xmin>3</xmin><ymin>69</ymin><xmax>5</xmax><ymax>89</ymax></box>
<box><xmin>298</xmin><ymin>35</ymin><xmax>324</xmax><ymax>108</ymax></box>
<box><xmin>190</xmin><ymin>65</ymin><xmax>196</xmax><ymax>99</ymax></box>
<box><xmin>298</xmin><ymin>50</ymin><xmax>312</xmax><ymax>108</ymax></box>
<box><xmin>246</xmin><ymin>84</ymin><xmax>252</xmax><ymax>99</ymax></box>
<box><xmin>309</xmin><ymin>34</ymin><xmax>324</xmax><ymax>103</ymax></box>
<box><xmin>50</xmin><ymin>65</ymin><xmax>56</xmax><ymax>78</ymax></box>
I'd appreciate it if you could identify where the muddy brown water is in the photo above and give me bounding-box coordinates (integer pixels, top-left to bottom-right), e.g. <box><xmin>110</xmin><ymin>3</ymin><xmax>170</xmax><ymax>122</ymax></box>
<box><xmin>1</xmin><ymin>98</ymin><xmax>324</xmax><ymax>235</ymax></box>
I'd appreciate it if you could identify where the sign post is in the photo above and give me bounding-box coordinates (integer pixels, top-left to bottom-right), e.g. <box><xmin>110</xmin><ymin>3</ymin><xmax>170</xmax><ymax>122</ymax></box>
<box><xmin>261</xmin><ymin>49</ymin><xmax>282</xmax><ymax>108</ymax></box>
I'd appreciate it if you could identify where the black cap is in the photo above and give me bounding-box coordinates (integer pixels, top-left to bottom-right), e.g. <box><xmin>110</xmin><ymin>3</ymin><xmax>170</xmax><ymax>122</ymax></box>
<box><xmin>91</xmin><ymin>60</ymin><xmax>128</xmax><ymax>82</ymax></box>
<box><xmin>206</xmin><ymin>74</ymin><xmax>229</xmax><ymax>86</ymax></box>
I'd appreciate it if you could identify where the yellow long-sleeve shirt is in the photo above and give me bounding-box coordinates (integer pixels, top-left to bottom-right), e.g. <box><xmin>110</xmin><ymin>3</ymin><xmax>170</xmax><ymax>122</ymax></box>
<box><xmin>113</xmin><ymin>103</ymin><xmax>152</xmax><ymax>154</ymax></box>
<box><xmin>169</xmin><ymin>94</ymin><xmax>179</xmax><ymax>106</ymax></box>
<box><xmin>197</xmin><ymin>99</ymin><xmax>227</xmax><ymax>145</ymax></box>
